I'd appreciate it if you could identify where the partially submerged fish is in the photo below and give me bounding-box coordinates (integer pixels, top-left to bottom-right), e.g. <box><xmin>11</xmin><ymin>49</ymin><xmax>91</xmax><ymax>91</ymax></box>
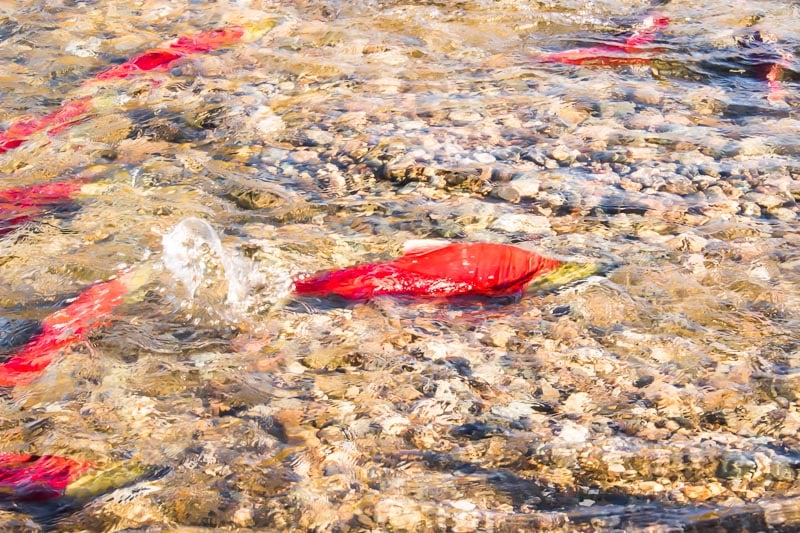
<box><xmin>0</xmin><ymin>268</ymin><xmax>151</xmax><ymax>387</ymax></box>
<box><xmin>537</xmin><ymin>14</ymin><xmax>670</xmax><ymax>66</ymax></box>
<box><xmin>293</xmin><ymin>240</ymin><xmax>565</xmax><ymax>300</ymax></box>
<box><xmin>0</xmin><ymin>179</ymin><xmax>86</xmax><ymax>235</ymax></box>
<box><xmin>0</xmin><ymin>452</ymin><xmax>165</xmax><ymax>503</ymax></box>
<box><xmin>0</xmin><ymin>453</ymin><xmax>91</xmax><ymax>501</ymax></box>
<box><xmin>736</xmin><ymin>30</ymin><xmax>796</xmax><ymax>102</ymax></box>
<box><xmin>0</xmin><ymin>97</ymin><xmax>93</xmax><ymax>154</ymax></box>
<box><xmin>0</xmin><ymin>26</ymin><xmax>245</xmax><ymax>154</ymax></box>
<box><xmin>537</xmin><ymin>16</ymin><xmax>794</xmax><ymax>101</ymax></box>
<box><xmin>92</xmin><ymin>25</ymin><xmax>244</xmax><ymax>81</ymax></box>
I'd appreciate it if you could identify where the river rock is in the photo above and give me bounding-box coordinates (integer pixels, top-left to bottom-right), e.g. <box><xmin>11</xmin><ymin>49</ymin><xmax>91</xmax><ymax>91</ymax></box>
<box><xmin>488</xmin><ymin>213</ymin><xmax>552</xmax><ymax>234</ymax></box>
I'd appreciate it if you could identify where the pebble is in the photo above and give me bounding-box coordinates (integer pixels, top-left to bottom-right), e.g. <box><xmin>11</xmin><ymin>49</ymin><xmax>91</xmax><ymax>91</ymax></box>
<box><xmin>253</xmin><ymin>109</ymin><xmax>285</xmax><ymax>136</ymax></box>
<box><xmin>289</xmin><ymin>150</ymin><xmax>320</xmax><ymax>164</ymax></box>
<box><xmin>65</xmin><ymin>37</ymin><xmax>102</xmax><ymax>57</ymax></box>
<box><xmin>598</xmin><ymin>101</ymin><xmax>636</xmax><ymax>118</ymax></box>
<box><xmin>491</xmin><ymin>176</ymin><xmax>541</xmax><ymax>203</ymax></box>
<box><xmin>558</xmin><ymin>421</ymin><xmax>589</xmax><ymax>444</ymax></box>
<box><xmin>661</xmin><ymin>174</ymin><xmax>695</xmax><ymax>195</ymax></box>
<box><xmin>630</xmin><ymin>86</ymin><xmax>663</xmax><ymax>105</ymax></box>
<box><xmin>562</xmin><ymin>392</ymin><xmax>591</xmax><ymax>415</ymax></box>
<box><xmin>491</xmin><ymin>401</ymin><xmax>537</xmax><ymax>419</ymax></box>
<box><xmin>628</xmin><ymin>166</ymin><xmax>667</xmax><ymax>189</ymax></box>
<box><xmin>473</xmin><ymin>152</ymin><xmax>496</xmax><ymax>164</ymax></box>
<box><xmin>232</xmin><ymin>506</ymin><xmax>255</xmax><ymax>528</ymax></box>
<box><xmin>482</xmin><ymin>324</ymin><xmax>516</xmax><ymax>348</ymax></box>
<box><xmin>374</xmin><ymin>498</ymin><xmax>426</xmax><ymax>530</ymax></box>
<box><xmin>303</xmin><ymin>129</ymin><xmax>335</xmax><ymax>146</ymax></box>
<box><xmin>743</xmin><ymin>191</ymin><xmax>786</xmax><ymax>210</ymax></box>
<box><xmin>737</xmin><ymin>137</ymin><xmax>771</xmax><ymax>157</ymax></box>
<box><xmin>768</xmin><ymin>207</ymin><xmax>797</xmax><ymax>221</ymax></box>
<box><xmin>448</xmin><ymin>110</ymin><xmax>482</xmax><ymax>123</ymax></box>
<box><xmin>488</xmin><ymin>213</ymin><xmax>552</xmax><ymax>234</ymax></box>
<box><xmin>716</xmin><ymin>454</ymin><xmax>757</xmax><ymax>479</ymax></box>
<box><xmin>665</xmin><ymin>233</ymin><xmax>708</xmax><ymax>252</ymax></box>
<box><xmin>550</xmin><ymin>145</ymin><xmax>579</xmax><ymax>164</ymax></box>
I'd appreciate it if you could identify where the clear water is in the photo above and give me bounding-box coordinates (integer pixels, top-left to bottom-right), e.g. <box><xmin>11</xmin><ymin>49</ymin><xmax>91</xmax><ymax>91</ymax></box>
<box><xmin>0</xmin><ymin>0</ymin><xmax>798</xmax><ymax>530</ymax></box>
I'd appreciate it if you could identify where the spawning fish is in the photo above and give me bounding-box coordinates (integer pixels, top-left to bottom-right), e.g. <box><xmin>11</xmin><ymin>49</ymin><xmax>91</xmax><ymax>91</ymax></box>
<box><xmin>0</xmin><ymin>97</ymin><xmax>93</xmax><ymax>154</ymax></box>
<box><xmin>0</xmin><ymin>453</ymin><xmax>91</xmax><ymax>501</ymax></box>
<box><xmin>537</xmin><ymin>14</ymin><xmax>670</xmax><ymax>66</ymax></box>
<box><xmin>0</xmin><ymin>452</ymin><xmax>166</xmax><ymax>503</ymax></box>
<box><xmin>293</xmin><ymin>240</ymin><xmax>563</xmax><ymax>300</ymax></box>
<box><xmin>0</xmin><ymin>26</ymin><xmax>244</xmax><ymax>154</ymax></box>
<box><xmin>0</xmin><ymin>179</ymin><xmax>86</xmax><ymax>235</ymax></box>
<box><xmin>736</xmin><ymin>30</ymin><xmax>796</xmax><ymax>103</ymax></box>
<box><xmin>0</xmin><ymin>268</ymin><xmax>151</xmax><ymax>387</ymax></box>
<box><xmin>93</xmin><ymin>25</ymin><xmax>244</xmax><ymax>81</ymax></box>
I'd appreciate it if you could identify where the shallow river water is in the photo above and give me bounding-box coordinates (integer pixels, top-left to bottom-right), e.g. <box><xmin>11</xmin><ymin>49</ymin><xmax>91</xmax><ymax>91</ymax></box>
<box><xmin>0</xmin><ymin>0</ymin><xmax>799</xmax><ymax>531</ymax></box>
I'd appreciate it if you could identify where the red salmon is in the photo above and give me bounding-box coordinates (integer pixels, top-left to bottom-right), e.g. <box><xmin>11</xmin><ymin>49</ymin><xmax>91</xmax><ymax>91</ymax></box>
<box><xmin>293</xmin><ymin>241</ymin><xmax>562</xmax><ymax>300</ymax></box>
<box><xmin>0</xmin><ymin>26</ymin><xmax>244</xmax><ymax>154</ymax></box>
<box><xmin>0</xmin><ymin>276</ymin><xmax>130</xmax><ymax>387</ymax></box>
<box><xmin>93</xmin><ymin>25</ymin><xmax>244</xmax><ymax>80</ymax></box>
<box><xmin>0</xmin><ymin>453</ymin><xmax>91</xmax><ymax>501</ymax></box>
<box><xmin>0</xmin><ymin>179</ymin><xmax>85</xmax><ymax>236</ymax></box>
<box><xmin>537</xmin><ymin>14</ymin><xmax>669</xmax><ymax>66</ymax></box>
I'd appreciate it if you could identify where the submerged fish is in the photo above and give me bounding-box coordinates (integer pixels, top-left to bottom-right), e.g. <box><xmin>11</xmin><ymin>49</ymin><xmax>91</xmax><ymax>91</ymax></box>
<box><xmin>0</xmin><ymin>452</ymin><xmax>165</xmax><ymax>503</ymax></box>
<box><xmin>93</xmin><ymin>25</ymin><xmax>244</xmax><ymax>81</ymax></box>
<box><xmin>537</xmin><ymin>14</ymin><xmax>670</xmax><ymax>66</ymax></box>
<box><xmin>0</xmin><ymin>97</ymin><xmax>94</xmax><ymax>154</ymax></box>
<box><xmin>0</xmin><ymin>453</ymin><xmax>91</xmax><ymax>501</ymax></box>
<box><xmin>293</xmin><ymin>240</ymin><xmax>564</xmax><ymax>300</ymax></box>
<box><xmin>0</xmin><ymin>179</ymin><xmax>86</xmax><ymax>235</ymax></box>
<box><xmin>736</xmin><ymin>30</ymin><xmax>796</xmax><ymax>102</ymax></box>
<box><xmin>0</xmin><ymin>26</ymin><xmax>245</xmax><ymax>154</ymax></box>
<box><xmin>537</xmin><ymin>16</ymin><xmax>793</xmax><ymax>101</ymax></box>
<box><xmin>0</xmin><ymin>268</ymin><xmax>151</xmax><ymax>387</ymax></box>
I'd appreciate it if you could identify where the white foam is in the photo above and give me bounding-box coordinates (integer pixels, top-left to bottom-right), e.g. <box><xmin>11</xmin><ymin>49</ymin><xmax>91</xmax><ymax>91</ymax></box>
<box><xmin>161</xmin><ymin>217</ymin><xmax>292</xmax><ymax>320</ymax></box>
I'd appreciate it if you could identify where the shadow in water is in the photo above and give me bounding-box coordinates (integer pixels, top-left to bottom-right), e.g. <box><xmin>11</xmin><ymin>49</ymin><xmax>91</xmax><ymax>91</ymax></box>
<box><xmin>379</xmin><ymin>448</ymin><xmax>800</xmax><ymax>531</ymax></box>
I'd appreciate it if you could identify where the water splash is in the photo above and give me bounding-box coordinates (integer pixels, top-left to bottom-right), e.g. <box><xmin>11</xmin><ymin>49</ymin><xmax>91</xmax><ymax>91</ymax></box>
<box><xmin>161</xmin><ymin>217</ymin><xmax>293</xmax><ymax>319</ymax></box>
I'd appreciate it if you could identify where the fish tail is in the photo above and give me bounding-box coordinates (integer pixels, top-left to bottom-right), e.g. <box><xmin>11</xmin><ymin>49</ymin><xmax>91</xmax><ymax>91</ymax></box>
<box><xmin>293</xmin><ymin>263</ymin><xmax>400</xmax><ymax>300</ymax></box>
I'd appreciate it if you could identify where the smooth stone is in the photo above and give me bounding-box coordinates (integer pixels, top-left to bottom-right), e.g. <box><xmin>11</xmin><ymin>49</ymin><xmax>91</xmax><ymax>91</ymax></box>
<box><xmin>488</xmin><ymin>213</ymin><xmax>552</xmax><ymax>234</ymax></box>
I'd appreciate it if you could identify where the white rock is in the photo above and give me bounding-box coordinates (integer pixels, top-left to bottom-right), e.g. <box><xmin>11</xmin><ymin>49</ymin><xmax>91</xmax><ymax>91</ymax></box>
<box><xmin>450</xmin><ymin>500</ymin><xmax>477</xmax><ymax>511</ymax></box>
<box><xmin>473</xmin><ymin>152</ymin><xmax>496</xmax><ymax>164</ymax></box>
<box><xmin>558</xmin><ymin>421</ymin><xmax>589</xmax><ymax>444</ymax></box>
<box><xmin>256</xmin><ymin>114</ymin><xmax>285</xmax><ymax>136</ymax></box>
<box><xmin>488</xmin><ymin>213</ymin><xmax>552</xmax><ymax>234</ymax></box>
<box><xmin>65</xmin><ymin>37</ymin><xmax>101</xmax><ymax>57</ymax></box>
<box><xmin>562</xmin><ymin>392</ymin><xmax>591</xmax><ymax>415</ymax></box>
<box><xmin>491</xmin><ymin>400</ymin><xmax>536</xmax><ymax>419</ymax></box>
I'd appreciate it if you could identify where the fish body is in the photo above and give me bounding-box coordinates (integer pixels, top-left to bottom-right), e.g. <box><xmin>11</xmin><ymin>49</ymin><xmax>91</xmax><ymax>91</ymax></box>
<box><xmin>0</xmin><ymin>179</ymin><xmax>85</xmax><ymax>236</ymax></box>
<box><xmin>0</xmin><ymin>26</ymin><xmax>244</xmax><ymax>154</ymax></box>
<box><xmin>537</xmin><ymin>14</ymin><xmax>669</xmax><ymax>66</ymax></box>
<box><xmin>0</xmin><ymin>453</ymin><xmax>91</xmax><ymax>501</ymax></box>
<box><xmin>168</xmin><ymin>26</ymin><xmax>245</xmax><ymax>54</ymax></box>
<box><xmin>0</xmin><ymin>276</ymin><xmax>130</xmax><ymax>387</ymax></box>
<box><xmin>538</xmin><ymin>45</ymin><xmax>654</xmax><ymax>66</ymax></box>
<box><xmin>737</xmin><ymin>30</ymin><xmax>795</xmax><ymax>102</ymax></box>
<box><xmin>92</xmin><ymin>50</ymin><xmax>185</xmax><ymax>81</ymax></box>
<box><xmin>0</xmin><ymin>180</ymin><xmax>84</xmax><ymax>206</ymax></box>
<box><xmin>0</xmin><ymin>97</ymin><xmax>93</xmax><ymax>154</ymax></box>
<box><xmin>293</xmin><ymin>241</ymin><xmax>562</xmax><ymax>300</ymax></box>
<box><xmin>93</xmin><ymin>25</ymin><xmax>244</xmax><ymax>81</ymax></box>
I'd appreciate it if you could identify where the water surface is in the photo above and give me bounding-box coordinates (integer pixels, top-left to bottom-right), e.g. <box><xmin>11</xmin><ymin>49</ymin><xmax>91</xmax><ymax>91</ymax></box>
<box><xmin>0</xmin><ymin>0</ymin><xmax>798</xmax><ymax>530</ymax></box>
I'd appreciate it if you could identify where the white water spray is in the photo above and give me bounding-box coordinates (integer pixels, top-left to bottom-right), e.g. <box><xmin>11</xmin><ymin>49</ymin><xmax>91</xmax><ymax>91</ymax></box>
<box><xmin>161</xmin><ymin>217</ymin><xmax>293</xmax><ymax>319</ymax></box>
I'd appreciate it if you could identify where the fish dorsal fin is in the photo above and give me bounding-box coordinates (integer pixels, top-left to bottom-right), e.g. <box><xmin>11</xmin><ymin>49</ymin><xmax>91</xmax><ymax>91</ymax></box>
<box><xmin>401</xmin><ymin>239</ymin><xmax>452</xmax><ymax>256</ymax></box>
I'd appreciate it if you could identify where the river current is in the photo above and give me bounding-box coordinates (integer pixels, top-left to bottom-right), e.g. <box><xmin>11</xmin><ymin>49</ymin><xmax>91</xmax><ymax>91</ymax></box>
<box><xmin>0</xmin><ymin>1</ymin><xmax>798</xmax><ymax>531</ymax></box>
